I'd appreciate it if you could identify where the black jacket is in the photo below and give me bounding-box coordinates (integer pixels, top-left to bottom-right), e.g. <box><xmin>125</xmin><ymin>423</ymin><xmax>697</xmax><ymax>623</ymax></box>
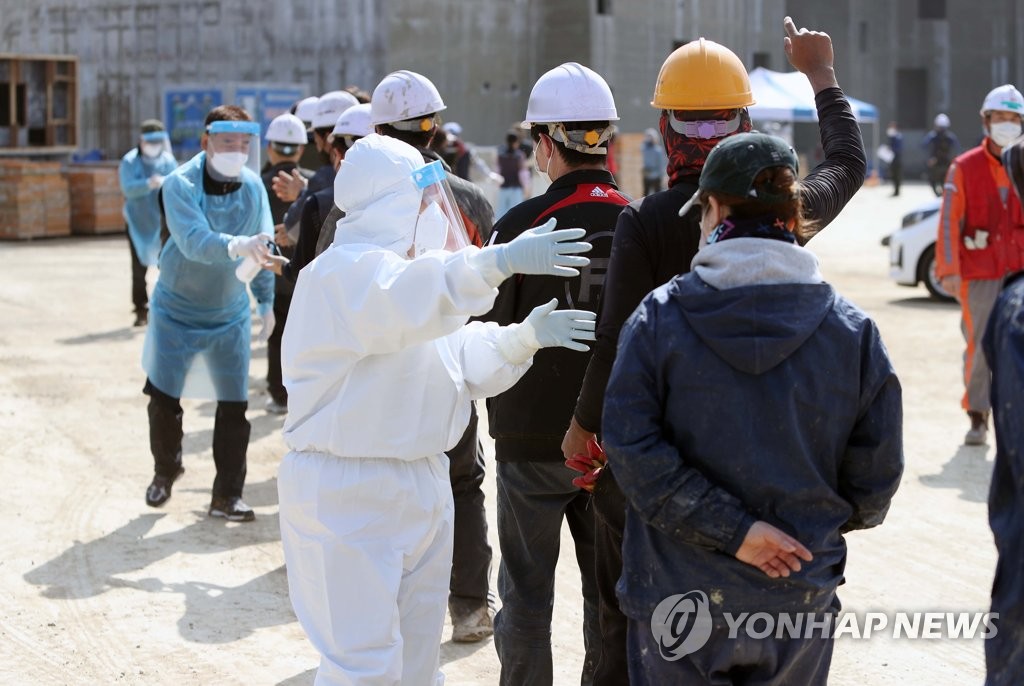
<box><xmin>480</xmin><ymin>168</ymin><xmax>630</xmax><ymax>462</ymax></box>
<box><xmin>282</xmin><ymin>186</ymin><xmax>334</xmax><ymax>283</ymax></box>
<box><xmin>262</xmin><ymin>161</ymin><xmax>313</xmax><ymax>297</ymax></box>
<box><xmin>574</xmin><ymin>85</ymin><xmax>867</xmax><ymax>433</ymax></box>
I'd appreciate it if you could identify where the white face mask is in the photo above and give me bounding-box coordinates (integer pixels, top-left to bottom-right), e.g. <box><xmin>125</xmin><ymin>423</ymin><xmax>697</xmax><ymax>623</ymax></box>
<box><xmin>990</xmin><ymin>121</ymin><xmax>1023</xmax><ymax>147</ymax></box>
<box><xmin>208</xmin><ymin>151</ymin><xmax>248</xmax><ymax>178</ymax></box>
<box><xmin>141</xmin><ymin>143</ymin><xmax>163</xmax><ymax>158</ymax></box>
<box><xmin>886</xmin><ymin>128</ymin><xmax>898</xmax><ymax>138</ymax></box>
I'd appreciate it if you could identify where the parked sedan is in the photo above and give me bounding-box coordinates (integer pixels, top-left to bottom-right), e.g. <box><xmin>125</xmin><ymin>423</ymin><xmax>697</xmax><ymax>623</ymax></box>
<box><xmin>882</xmin><ymin>198</ymin><xmax>954</xmax><ymax>301</ymax></box>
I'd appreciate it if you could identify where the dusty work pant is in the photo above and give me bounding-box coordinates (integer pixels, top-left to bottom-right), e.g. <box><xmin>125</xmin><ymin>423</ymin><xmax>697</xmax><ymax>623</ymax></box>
<box><xmin>493</xmin><ymin>456</ymin><xmax>601</xmax><ymax>686</ymax></box>
<box><xmin>144</xmin><ymin>379</ymin><xmax>249</xmax><ymax>498</ymax></box>
<box><xmin>446</xmin><ymin>404</ymin><xmax>492</xmax><ymax>617</ymax></box>
<box><xmin>590</xmin><ymin>468</ymin><xmax>629</xmax><ymax>686</ymax></box>
<box><xmin>626</xmin><ymin>617</ymin><xmax>834</xmax><ymax>685</ymax></box>
<box><xmin>278</xmin><ymin>452</ymin><xmax>453</xmax><ymax>686</ymax></box>
<box><xmin>959</xmin><ymin>278</ymin><xmax>1003</xmax><ymax>413</ymax></box>
<box><xmin>128</xmin><ymin>228</ymin><xmax>148</xmax><ymax>314</ymax></box>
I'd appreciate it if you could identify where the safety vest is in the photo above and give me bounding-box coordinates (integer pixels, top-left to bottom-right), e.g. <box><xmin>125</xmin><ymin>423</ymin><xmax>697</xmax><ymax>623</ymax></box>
<box><xmin>957</xmin><ymin>146</ymin><xmax>1024</xmax><ymax>280</ymax></box>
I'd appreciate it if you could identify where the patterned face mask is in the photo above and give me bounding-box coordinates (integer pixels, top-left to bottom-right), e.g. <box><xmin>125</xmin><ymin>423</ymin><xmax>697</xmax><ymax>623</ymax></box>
<box><xmin>658</xmin><ymin>108</ymin><xmax>752</xmax><ymax>188</ymax></box>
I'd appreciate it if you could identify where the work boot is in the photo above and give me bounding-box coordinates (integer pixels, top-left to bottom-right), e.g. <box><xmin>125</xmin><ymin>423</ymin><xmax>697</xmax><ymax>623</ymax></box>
<box><xmin>208</xmin><ymin>496</ymin><xmax>256</xmax><ymax>522</ymax></box>
<box><xmin>451</xmin><ymin>603</ymin><xmax>494</xmax><ymax>643</ymax></box>
<box><xmin>133</xmin><ymin>308</ymin><xmax>148</xmax><ymax>327</ymax></box>
<box><xmin>265</xmin><ymin>397</ymin><xmax>288</xmax><ymax>415</ymax></box>
<box><xmin>145</xmin><ymin>466</ymin><xmax>185</xmax><ymax>507</ymax></box>
<box><xmin>965</xmin><ymin>411</ymin><xmax>989</xmax><ymax>446</ymax></box>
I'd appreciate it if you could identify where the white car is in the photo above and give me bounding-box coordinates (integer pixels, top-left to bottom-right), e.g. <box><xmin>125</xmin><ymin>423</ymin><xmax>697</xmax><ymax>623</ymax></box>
<box><xmin>883</xmin><ymin>198</ymin><xmax>955</xmax><ymax>301</ymax></box>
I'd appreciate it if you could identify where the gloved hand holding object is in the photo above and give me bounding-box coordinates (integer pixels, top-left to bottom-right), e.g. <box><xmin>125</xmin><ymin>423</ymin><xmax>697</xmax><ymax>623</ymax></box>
<box><xmin>256</xmin><ymin>302</ymin><xmax>275</xmax><ymax>344</ymax></box>
<box><xmin>147</xmin><ymin>174</ymin><xmax>165</xmax><ymax>190</ymax></box>
<box><xmin>228</xmin><ymin>234</ymin><xmax>271</xmax><ymax>261</ymax></box>
<box><xmin>497</xmin><ymin>298</ymin><xmax>596</xmax><ymax>364</ymax></box>
<box><xmin>565</xmin><ymin>438</ymin><xmax>607</xmax><ymax>492</ymax></box>
<box><xmin>469</xmin><ymin>217</ymin><xmax>591</xmax><ymax>287</ymax></box>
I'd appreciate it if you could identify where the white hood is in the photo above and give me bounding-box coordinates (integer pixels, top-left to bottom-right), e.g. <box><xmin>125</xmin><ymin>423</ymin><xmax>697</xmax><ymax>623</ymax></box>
<box><xmin>332</xmin><ymin>133</ymin><xmax>424</xmax><ymax>256</ymax></box>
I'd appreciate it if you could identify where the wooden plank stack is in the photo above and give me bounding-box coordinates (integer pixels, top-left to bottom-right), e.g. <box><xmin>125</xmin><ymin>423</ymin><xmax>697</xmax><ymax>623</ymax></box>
<box><xmin>65</xmin><ymin>163</ymin><xmax>125</xmax><ymax>235</ymax></box>
<box><xmin>0</xmin><ymin>159</ymin><xmax>71</xmax><ymax>239</ymax></box>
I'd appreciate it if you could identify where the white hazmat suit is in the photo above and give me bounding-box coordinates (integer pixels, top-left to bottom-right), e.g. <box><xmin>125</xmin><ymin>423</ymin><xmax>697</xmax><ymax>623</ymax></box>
<box><xmin>278</xmin><ymin>134</ymin><xmax>594</xmax><ymax>686</ymax></box>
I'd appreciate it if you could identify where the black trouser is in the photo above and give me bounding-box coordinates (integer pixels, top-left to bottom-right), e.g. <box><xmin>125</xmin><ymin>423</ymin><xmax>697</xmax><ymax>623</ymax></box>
<box><xmin>591</xmin><ymin>467</ymin><xmax>629</xmax><ymax>686</ymax></box>
<box><xmin>890</xmin><ymin>158</ymin><xmax>902</xmax><ymax>196</ymax></box>
<box><xmin>128</xmin><ymin>228</ymin><xmax>148</xmax><ymax>313</ymax></box>
<box><xmin>447</xmin><ymin>403</ymin><xmax>492</xmax><ymax>614</ymax></box>
<box><xmin>267</xmin><ymin>291</ymin><xmax>291</xmax><ymax>405</ymax></box>
<box><xmin>930</xmin><ymin>162</ymin><xmax>949</xmax><ymax>197</ymax></box>
<box><xmin>144</xmin><ymin>379</ymin><xmax>250</xmax><ymax>499</ymax></box>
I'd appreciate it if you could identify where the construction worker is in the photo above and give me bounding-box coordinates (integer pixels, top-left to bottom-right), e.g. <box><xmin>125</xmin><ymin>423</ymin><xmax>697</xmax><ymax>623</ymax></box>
<box><xmin>924</xmin><ymin>113</ymin><xmax>960</xmax><ymax>197</ymax></box>
<box><xmin>370</xmin><ymin>69</ymin><xmax>498</xmax><ymax>643</ymax></box>
<box><xmin>118</xmin><ymin>119</ymin><xmax>178</xmax><ymax>327</ymax></box>
<box><xmin>260</xmin><ymin>113</ymin><xmax>312</xmax><ymax>415</ymax></box>
<box><xmin>985</xmin><ymin>138</ymin><xmax>1024</xmax><ymax>686</ymax></box>
<box><xmin>479</xmin><ymin>62</ymin><xmax>630</xmax><ymax>686</ymax></box>
<box><xmin>562</xmin><ymin>18</ymin><xmax>867</xmax><ymax>685</ymax></box>
<box><xmin>935</xmin><ymin>84</ymin><xmax>1024</xmax><ymax>446</ymax></box>
<box><xmin>603</xmin><ymin>132</ymin><xmax>902</xmax><ymax>684</ymax></box>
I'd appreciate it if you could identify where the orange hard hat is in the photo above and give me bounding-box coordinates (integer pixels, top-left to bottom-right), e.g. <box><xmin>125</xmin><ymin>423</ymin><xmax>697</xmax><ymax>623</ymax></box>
<box><xmin>651</xmin><ymin>38</ymin><xmax>755</xmax><ymax>110</ymax></box>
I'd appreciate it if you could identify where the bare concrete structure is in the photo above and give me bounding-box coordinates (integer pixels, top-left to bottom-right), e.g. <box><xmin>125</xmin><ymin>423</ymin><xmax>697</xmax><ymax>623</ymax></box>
<box><xmin>0</xmin><ymin>0</ymin><xmax>1019</xmax><ymax>178</ymax></box>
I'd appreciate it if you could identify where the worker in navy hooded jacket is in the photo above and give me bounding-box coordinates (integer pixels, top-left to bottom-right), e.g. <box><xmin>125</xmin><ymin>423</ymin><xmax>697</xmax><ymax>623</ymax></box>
<box><xmin>602</xmin><ymin>133</ymin><xmax>904</xmax><ymax>685</ymax></box>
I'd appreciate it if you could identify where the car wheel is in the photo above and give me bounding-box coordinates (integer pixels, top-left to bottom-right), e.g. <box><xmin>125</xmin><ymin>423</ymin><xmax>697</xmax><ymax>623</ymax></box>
<box><xmin>919</xmin><ymin>244</ymin><xmax>955</xmax><ymax>302</ymax></box>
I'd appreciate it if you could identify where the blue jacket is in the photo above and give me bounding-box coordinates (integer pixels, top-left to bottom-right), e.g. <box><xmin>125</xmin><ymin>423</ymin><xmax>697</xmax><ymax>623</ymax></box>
<box><xmin>982</xmin><ymin>272</ymin><xmax>1024</xmax><ymax>681</ymax></box>
<box><xmin>603</xmin><ymin>252</ymin><xmax>903</xmax><ymax>622</ymax></box>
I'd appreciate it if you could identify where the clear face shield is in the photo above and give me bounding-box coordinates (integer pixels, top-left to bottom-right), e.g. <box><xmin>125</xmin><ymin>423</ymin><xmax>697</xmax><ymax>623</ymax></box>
<box><xmin>140</xmin><ymin>131</ymin><xmax>173</xmax><ymax>159</ymax></box>
<box><xmin>205</xmin><ymin>121</ymin><xmax>261</xmax><ymax>180</ymax></box>
<box><xmin>410</xmin><ymin>160</ymin><xmax>472</xmax><ymax>257</ymax></box>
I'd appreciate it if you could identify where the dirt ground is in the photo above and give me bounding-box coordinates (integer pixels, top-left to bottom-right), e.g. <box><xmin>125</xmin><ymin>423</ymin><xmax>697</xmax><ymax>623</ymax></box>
<box><xmin>0</xmin><ymin>181</ymin><xmax>997</xmax><ymax>685</ymax></box>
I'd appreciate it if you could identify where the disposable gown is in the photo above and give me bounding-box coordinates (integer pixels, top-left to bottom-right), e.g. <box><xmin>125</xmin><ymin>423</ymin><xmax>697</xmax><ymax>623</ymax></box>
<box><xmin>118</xmin><ymin>147</ymin><xmax>178</xmax><ymax>266</ymax></box>
<box><xmin>142</xmin><ymin>151</ymin><xmax>274</xmax><ymax>401</ymax></box>
<box><xmin>279</xmin><ymin>134</ymin><xmax>530</xmax><ymax>686</ymax></box>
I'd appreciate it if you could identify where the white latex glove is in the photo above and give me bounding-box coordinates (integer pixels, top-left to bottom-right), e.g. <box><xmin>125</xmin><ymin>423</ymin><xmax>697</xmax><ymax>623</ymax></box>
<box><xmin>488</xmin><ymin>171</ymin><xmax>505</xmax><ymax>185</ymax></box>
<box><xmin>469</xmin><ymin>218</ymin><xmax>591</xmax><ymax>287</ymax></box>
<box><xmin>147</xmin><ymin>174</ymin><xmax>165</xmax><ymax>190</ymax></box>
<box><xmin>497</xmin><ymin>299</ymin><xmax>597</xmax><ymax>364</ymax></box>
<box><xmin>228</xmin><ymin>234</ymin><xmax>271</xmax><ymax>261</ymax></box>
<box><xmin>256</xmin><ymin>303</ymin><xmax>275</xmax><ymax>344</ymax></box>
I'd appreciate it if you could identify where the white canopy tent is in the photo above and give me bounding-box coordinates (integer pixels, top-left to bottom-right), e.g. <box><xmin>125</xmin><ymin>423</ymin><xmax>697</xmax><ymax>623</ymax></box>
<box><xmin>747</xmin><ymin>67</ymin><xmax>880</xmax><ymax>172</ymax></box>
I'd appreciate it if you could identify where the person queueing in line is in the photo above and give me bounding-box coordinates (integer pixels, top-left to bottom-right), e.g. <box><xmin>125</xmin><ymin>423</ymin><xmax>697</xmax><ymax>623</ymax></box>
<box><xmin>561</xmin><ymin>18</ymin><xmax>868</xmax><ymax>685</ymax></box>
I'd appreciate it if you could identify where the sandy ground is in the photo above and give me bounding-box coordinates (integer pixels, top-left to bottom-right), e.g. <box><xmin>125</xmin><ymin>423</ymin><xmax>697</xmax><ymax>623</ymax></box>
<box><xmin>0</xmin><ymin>181</ymin><xmax>997</xmax><ymax>685</ymax></box>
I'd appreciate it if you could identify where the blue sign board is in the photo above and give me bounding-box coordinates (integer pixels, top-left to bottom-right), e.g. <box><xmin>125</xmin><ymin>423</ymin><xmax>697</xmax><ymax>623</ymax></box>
<box><xmin>234</xmin><ymin>86</ymin><xmax>307</xmax><ymax>140</ymax></box>
<box><xmin>164</xmin><ymin>87</ymin><xmax>223</xmax><ymax>161</ymax></box>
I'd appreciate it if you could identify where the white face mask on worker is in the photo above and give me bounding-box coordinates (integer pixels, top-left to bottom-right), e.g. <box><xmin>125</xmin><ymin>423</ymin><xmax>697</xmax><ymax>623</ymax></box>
<box><xmin>990</xmin><ymin>122</ymin><xmax>1022</xmax><ymax>147</ymax></box>
<box><xmin>141</xmin><ymin>143</ymin><xmax>163</xmax><ymax>158</ymax></box>
<box><xmin>208</xmin><ymin>152</ymin><xmax>248</xmax><ymax>178</ymax></box>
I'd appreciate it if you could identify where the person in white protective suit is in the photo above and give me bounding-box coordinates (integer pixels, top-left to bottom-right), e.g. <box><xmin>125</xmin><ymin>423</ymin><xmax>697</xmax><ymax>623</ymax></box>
<box><xmin>278</xmin><ymin>133</ymin><xmax>597</xmax><ymax>686</ymax></box>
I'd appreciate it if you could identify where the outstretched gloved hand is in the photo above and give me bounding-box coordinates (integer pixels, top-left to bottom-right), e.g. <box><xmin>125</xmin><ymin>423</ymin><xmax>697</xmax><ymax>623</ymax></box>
<box><xmin>228</xmin><ymin>234</ymin><xmax>271</xmax><ymax>261</ymax></box>
<box><xmin>496</xmin><ymin>298</ymin><xmax>596</xmax><ymax>364</ymax></box>
<box><xmin>469</xmin><ymin>218</ymin><xmax>591</xmax><ymax>287</ymax></box>
<box><xmin>256</xmin><ymin>302</ymin><xmax>275</xmax><ymax>344</ymax></box>
<box><xmin>565</xmin><ymin>438</ymin><xmax>607</xmax><ymax>492</ymax></box>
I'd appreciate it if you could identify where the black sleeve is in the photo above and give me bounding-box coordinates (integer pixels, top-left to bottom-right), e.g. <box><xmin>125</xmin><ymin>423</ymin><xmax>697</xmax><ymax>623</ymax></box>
<box><xmin>282</xmin><ymin>194</ymin><xmax>321</xmax><ymax>283</ymax></box>
<box><xmin>574</xmin><ymin>205</ymin><xmax>659</xmax><ymax>433</ymax></box>
<box><xmin>475</xmin><ymin>214</ymin><xmax>519</xmax><ymax>326</ymax></box>
<box><xmin>799</xmin><ymin>86</ymin><xmax>867</xmax><ymax>240</ymax></box>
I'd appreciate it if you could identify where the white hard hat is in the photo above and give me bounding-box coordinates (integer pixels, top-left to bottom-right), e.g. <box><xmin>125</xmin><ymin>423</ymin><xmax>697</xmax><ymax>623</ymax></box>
<box><xmin>295</xmin><ymin>96</ymin><xmax>319</xmax><ymax>124</ymax></box>
<box><xmin>266</xmin><ymin>113</ymin><xmax>308</xmax><ymax>145</ymax></box>
<box><xmin>934</xmin><ymin>113</ymin><xmax>951</xmax><ymax>128</ymax></box>
<box><xmin>370</xmin><ymin>70</ymin><xmax>447</xmax><ymax>126</ymax></box>
<box><xmin>523</xmin><ymin>62</ymin><xmax>619</xmax><ymax>125</ymax></box>
<box><xmin>442</xmin><ymin>121</ymin><xmax>463</xmax><ymax>137</ymax></box>
<box><xmin>332</xmin><ymin>103</ymin><xmax>373</xmax><ymax>138</ymax></box>
<box><xmin>981</xmin><ymin>85</ymin><xmax>1024</xmax><ymax>116</ymax></box>
<box><xmin>312</xmin><ymin>91</ymin><xmax>360</xmax><ymax>130</ymax></box>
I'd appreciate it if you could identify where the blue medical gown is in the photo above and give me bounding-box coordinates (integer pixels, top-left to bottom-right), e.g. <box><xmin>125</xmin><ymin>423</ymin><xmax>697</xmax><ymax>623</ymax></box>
<box><xmin>142</xmin><ymin>151</ymin><xmax>274</xmax><ymax>401</ymax></box>
<box><xmin>118</xmin><ymin>148</ymin><xmax>178</xmax><ymax>266</ymax></box>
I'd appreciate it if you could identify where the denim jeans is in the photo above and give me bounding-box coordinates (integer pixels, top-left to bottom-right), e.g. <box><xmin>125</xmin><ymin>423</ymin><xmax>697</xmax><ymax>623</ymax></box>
<box><xmin>493</xmin><ymin>456</ymin><xmax>600</xmax><ymax>686</ymax></box>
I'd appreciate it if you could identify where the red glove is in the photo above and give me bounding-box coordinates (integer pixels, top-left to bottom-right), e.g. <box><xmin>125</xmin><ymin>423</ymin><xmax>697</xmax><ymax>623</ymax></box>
<box><xmin>565</xmin><ymin>438</ymin><xmax>607</xmax><ymax>492</ymax></box>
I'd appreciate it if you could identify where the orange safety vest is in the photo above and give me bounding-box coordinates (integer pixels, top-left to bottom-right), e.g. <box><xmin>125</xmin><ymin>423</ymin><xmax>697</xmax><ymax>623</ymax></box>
<box><xmin>956</xmin><ymin>146</ymin><xmax>1024</xmax><ymax>280</ymax></box>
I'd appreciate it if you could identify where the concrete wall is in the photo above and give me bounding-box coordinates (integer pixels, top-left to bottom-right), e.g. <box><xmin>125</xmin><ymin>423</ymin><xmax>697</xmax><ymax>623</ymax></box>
<box><xmin>0</xmin><ymin>0</ymin><xmax>385</xmax><ymax>158</ymax></box>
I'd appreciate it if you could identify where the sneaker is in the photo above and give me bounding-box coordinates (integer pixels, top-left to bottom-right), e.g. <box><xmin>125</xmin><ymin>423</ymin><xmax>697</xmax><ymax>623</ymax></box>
<box><xmin>451</xmin><ymin>604</ymin><xmax>493</xmax><ymax>643</ymax></box>
<box><xmin>208</xmin><ymin>496</ymin><xmax>256</xmax><ymax>522</ymax></box>
<box><xmin>265</xmin><ymin>398</ymin><xmax>288</xmax><ymax>415</ymax></box>
<box><xmin>964</xmin><ymin>411</ymin><xmax>989</xmax><ymax>446</ymax></box>
<box><xmin>145</xmin><ymin>467</ymin><xmax>185</xmax><ymax>507</ymax></box>
<box><xmin>133</xmin><ymin>309</ymin><xmax>148</xmax><ymax>327</ymax></box>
